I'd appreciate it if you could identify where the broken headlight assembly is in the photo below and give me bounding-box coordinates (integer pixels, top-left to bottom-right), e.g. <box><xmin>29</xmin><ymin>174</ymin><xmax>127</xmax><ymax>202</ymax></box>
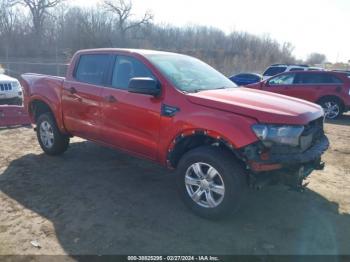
<box><xmin>252</xmin><ymin>124</ymin><xmax>304</xmax><ymax>147</ymax></box>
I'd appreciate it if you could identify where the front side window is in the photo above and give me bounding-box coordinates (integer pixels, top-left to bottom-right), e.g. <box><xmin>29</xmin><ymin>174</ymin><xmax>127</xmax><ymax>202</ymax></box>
<box><xmin>75</xmin><ymin>54</ymin><xmax>111</xmax><ymax>85</ymax></box>
<box><xmin>112</xmin><ymin>56</ymin><xmax>156</xmax><ymax>89</ymax></box>
<box><xmin>146</xmin><ymin>54</ymin><xmax>236</xmax><ymax>93</ymax></box>
<box><xmin>263</xmin><ymin>67</ymin><xmax>287</xmax><ymax>76</ymax></box>
<box><xmin>269</xmin><ymin>73</ymin><xmax>295</xmax><ymax>85</ymax></box>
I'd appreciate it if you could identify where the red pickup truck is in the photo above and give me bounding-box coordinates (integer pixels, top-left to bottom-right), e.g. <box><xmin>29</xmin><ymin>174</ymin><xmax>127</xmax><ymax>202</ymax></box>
<box><xmin>21</xmin><ymin>49</ymin><xmax>329</xmax><ymax>219</ymax></box>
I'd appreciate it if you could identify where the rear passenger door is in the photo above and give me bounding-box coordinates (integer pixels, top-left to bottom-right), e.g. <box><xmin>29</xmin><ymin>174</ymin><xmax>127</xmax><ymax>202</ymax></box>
<box><xmin>290</xmin><ymin>73</ymin><xmax>323</xmax><ymax>101</ymax></box>
<box><xmin>62</xmin><ymin>54</ymin><xmax>113</xmax><ymax>140</ymax></box>
<box><xmin>291</xmin><ymin>73</ymin><xmax>343</xmax><ymax>102</ymax></box>
<box><xmin>99</xmin><ymin>55</ymin><xmax>162</xmax><ymax>160</ymax></box>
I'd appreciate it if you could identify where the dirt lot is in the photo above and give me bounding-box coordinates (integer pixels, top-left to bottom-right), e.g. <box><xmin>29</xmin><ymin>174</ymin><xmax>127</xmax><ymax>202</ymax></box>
<box><xmin>0</xmin><ymin>116</ymin><xmax>349</xmax><ymax>256</ymax></box>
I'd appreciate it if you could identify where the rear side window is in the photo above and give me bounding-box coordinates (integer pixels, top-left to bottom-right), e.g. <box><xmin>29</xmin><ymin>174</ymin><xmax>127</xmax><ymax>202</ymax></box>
<box><xmin>289</xmin><ymin>67</ymin><xmax>305</xmax><ymax>72</ymax></box>
<box><xmin>112</xmin><ymin>55</ymin><xmax>155</xmax><ymax>89</ymax></box>
<box><xmin>263</xmin><ymin>67</ymin><xmax>286</xmax><ymax>76</ymax></box>
<box><xmin>75</xmin><ymin>54</ymin><xmax>111</xmax><ymax>85</ymax></box>
<box><xmin>295</xmin><ymin>73</ymin><xmax>343</xmax><ymax>84</ymax></box>
<box><xmin>322</xmin><ymin>74</ymin><xmax>343</xmax><ymax>84</ymax></box>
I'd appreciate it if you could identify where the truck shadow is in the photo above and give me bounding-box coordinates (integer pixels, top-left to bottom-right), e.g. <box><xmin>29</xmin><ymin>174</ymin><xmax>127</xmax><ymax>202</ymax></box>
<box><xmin>0</xmin><ymin>140</ymin><xmax>349</xmax><ymax>255</ymax></box>
<box><xmin>326</xmin><ymin>114</ymin><xmax>350</xmax><ymax>126</ymax></box>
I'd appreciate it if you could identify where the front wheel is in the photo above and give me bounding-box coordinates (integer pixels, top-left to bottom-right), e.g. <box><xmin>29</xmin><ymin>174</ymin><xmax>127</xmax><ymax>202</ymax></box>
<box><xmin>36</xmin><ymin>112</ymin><xmax>70</xmax><ymax>155</ymax></box>
<box><xmin>176</xmin><ymin>146</ymin><xmax>247</xmax><ymax>219</ymax></box>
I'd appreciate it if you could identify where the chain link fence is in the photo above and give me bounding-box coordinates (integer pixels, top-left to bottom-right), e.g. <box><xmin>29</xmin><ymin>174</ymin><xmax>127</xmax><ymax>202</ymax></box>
<box><xmin>0</xmin><ymin>60</ymin><xmax>69</xmax><ymax>79</ymax></box>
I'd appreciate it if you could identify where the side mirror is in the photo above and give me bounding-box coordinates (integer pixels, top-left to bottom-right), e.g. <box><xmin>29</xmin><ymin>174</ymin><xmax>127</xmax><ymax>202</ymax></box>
<box><xmin>128</xmin><ymin>77</ymin><xmax>161</xmax><ymax>97</ymax></box>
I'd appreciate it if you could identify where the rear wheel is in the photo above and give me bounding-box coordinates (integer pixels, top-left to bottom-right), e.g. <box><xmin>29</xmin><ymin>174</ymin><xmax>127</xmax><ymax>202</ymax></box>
<box><xmin>36</xmin><ymin>112</ymin><xmax>69</xmax><ymax>155</ymax></box>
<box><xmin>176</xmin><ymin>146</ymin><xmax>247</xmax><ymax>219</ymax></box>
<box><xmin>318</xmin><ymin>97</ymin><xmax>343</xmax><ymax>119</ymax></box>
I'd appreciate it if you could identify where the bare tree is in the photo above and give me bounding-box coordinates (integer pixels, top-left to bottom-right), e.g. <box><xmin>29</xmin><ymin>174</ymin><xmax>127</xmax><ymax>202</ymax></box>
<box><xmin>0</xmin><ymin>0</ymin><xmax>20</xmax><ymax>59</ymax></box>
<box><xmin>306</xmin><ymin>52</ymin><xmax>327</xmax><ymax>65</ymax></box>
<box><xmin>103</xmin><ymin>0</ymin><xmax>153</xmax><ymax>47</ymax></box>
<box><xmin>0</xmin><ymin>2</ymin><xmax>298</xmax><ymax>76</ymax></box>
<box><xmin>10</xmin><ymin>0</ymin><xmax>64</xmax><ymax>41</ymax></box>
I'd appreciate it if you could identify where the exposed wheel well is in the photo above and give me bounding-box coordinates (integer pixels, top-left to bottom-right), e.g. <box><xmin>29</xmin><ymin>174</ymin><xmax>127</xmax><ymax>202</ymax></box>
<box><xmin>30</xmin><ymin>100</ymin><xmax>53</xmax><ymax>121</ymax></box>
<box><xmin>167</xmin><ymin>132</ymin><xmax>240</xmax><ymax>168</ymax></box>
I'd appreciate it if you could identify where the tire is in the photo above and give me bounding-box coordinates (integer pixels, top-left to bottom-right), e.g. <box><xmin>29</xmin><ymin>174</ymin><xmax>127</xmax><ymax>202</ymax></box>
<box><xmin>318</xmin><ymin>97</ymin><xmax>343</xmax><ymax>120</ymax></box>
<box><xmin>36</xmin><ymin>112</ymin><xmax>69</xmax><ymax>155</ymax></box>
<box><xmin>176</xmin><ymin>146</ymin><xmax>247</xmax><ymax>219</ymax></box>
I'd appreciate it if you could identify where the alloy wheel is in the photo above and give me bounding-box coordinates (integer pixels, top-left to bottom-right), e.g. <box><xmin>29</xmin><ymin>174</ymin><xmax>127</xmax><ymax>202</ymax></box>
<box><xmin>323</xmin><ymin>101</ymin><xmax>340</xmax><ymax>119</ymax></box>
<box><xmin>39</xmin><ymin>121</ymin><xmax>54</xmax><ymax>149</ymax></box>
<box><xmin>185</xmin><ymin>162</ymin><xmax>225</xmax><ymax>208</ymax></box>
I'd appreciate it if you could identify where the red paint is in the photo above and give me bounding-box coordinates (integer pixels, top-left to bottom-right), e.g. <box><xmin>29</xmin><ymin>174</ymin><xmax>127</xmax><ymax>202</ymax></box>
<box><xmin>249</xmin><ymin>162</ymin><xmax>282</xmax><ymax>172</ymax></box>
<box><xmin>21</xmin><ymin>49</ymin><xmax>324</xmax><ymax>168</ymax></box>
<box><xmin>0</xmin><ymin>106</ymin><xmax>31</xmax><ymax>127</ymax></box>
<box><xmin>247</xmin><ymin>71</ymin><xmax>350</xmax><ymax>109</ymax></box>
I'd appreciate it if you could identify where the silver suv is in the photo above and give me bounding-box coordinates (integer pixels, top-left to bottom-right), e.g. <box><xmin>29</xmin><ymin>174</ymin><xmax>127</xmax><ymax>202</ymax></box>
<box><xmin>0</xmin><ymin>73</ymin><xmax>23</xmax><ymax>105</ymax></box>
<box><xmin>262</xmin><ymin>64</ymin><xmax>323</xmax><ymax>80</ymax></box>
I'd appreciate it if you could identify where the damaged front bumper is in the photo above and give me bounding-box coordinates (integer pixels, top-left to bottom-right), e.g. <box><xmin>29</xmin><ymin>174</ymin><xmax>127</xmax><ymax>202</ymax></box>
<box><xmin>240</xmin><ymin>135</ymin><xmax>330</xmax><ymax>190</ymax></box>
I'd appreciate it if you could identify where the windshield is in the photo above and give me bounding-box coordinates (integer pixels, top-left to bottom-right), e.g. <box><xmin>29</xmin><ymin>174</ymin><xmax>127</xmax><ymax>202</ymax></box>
<box><xmin>146</xmin><ymin>53</ymin><xmax>237</xmax><ymax>93</ymax></box>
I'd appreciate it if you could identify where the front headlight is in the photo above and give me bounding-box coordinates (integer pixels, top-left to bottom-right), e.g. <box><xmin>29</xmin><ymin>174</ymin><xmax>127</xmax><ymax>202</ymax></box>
<box><xmin>252</xmin><ymin>124</ymin><xmax>304</xmax><ymax>147</ymax></box>
<box><xmin>12</xmin><ymin>81</ymin><xmax>21</xmax><ymax>90</ymax></box>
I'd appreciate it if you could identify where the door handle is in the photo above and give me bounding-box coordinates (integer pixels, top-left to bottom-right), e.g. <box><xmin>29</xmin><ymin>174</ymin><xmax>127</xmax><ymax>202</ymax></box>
<box><xmin>69</xmin><ymin>87</ymin><xmax>77</xmax><ymax>94</ymax></box>
<box><xmin>104</xmin><ymin>95</ymin><xmax>117</xmax><ymax>103</ymax></box>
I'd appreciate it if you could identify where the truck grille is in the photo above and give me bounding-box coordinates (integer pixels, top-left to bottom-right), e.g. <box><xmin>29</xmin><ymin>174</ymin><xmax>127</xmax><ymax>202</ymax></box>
<box><xmin>0</xmin><ymin>83</ymin><xmax>12</xmax><ymax>91</ymax></box>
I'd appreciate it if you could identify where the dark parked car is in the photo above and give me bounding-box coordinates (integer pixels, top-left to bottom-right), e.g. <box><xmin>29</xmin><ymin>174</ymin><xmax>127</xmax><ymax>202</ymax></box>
<box><xmin>229</xmin><ymin>73</ymin><xmax>262</xmax><ymax>86</ymax></box>
<box><xmin>247</xmin><ymin>70</ymin><xmax>350</xmax><ymax>119</ymax></box>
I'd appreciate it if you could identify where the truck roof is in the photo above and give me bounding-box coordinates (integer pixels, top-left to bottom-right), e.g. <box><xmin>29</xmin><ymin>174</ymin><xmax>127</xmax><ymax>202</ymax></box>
<box><xmin>75</xmin><ymin>48</ymin><xmax>178</xmax><ymax>57</ymax></box>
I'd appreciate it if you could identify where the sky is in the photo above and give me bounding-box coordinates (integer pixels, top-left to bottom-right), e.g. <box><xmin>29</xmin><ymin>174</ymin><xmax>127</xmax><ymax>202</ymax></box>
<box><xmin>72</xmin><ymin>0</ymin><xmax>350</xmax><ymax>63</ymax></box>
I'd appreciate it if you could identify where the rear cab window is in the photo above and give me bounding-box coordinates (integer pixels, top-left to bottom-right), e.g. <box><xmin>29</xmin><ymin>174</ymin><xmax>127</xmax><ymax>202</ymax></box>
<box><xmin>74</xmin><ymin>54</ymin><xmax>112</xmax><ymax>85</ymax></box>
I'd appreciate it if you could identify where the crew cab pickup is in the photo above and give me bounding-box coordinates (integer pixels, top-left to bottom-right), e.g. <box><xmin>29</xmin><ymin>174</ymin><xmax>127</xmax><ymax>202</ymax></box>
<box><xmin>21</xmin><ymin>49</ymin><xmax>329</xmax><ymax>219</ymax></box>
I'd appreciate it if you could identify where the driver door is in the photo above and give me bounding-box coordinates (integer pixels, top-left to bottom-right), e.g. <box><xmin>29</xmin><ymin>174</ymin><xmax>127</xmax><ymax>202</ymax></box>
<box><xmin>99</xmin><ymin>55</ymin><xmax>162</xmax><ymax>160</ymax></box>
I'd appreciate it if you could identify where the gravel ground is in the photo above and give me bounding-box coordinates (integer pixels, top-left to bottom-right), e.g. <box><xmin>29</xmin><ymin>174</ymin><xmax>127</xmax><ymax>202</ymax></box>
<box><xmin>0</xmin><ymin>115</ymin><xmax>349</xmax><ymax>256</ymax></box>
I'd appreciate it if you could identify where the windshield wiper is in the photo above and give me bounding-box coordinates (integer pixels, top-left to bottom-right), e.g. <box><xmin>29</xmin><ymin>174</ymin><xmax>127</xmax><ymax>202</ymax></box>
<box><xmin>191</xmin><ymin>87</ymin><xmax>228</xmax><ymax>93</ymax></box>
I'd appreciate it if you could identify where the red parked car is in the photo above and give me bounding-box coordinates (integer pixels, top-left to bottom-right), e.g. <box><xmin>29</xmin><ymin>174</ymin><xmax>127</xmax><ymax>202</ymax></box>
<box><xmin>247</xmin><ymin>70</ymin><xmax>350</xmax><ymax>119</ymax></box>
<box><xmin>21</xmin><ymin>49</ymin><xmax>329</xmax><ymax>219</ymax></box>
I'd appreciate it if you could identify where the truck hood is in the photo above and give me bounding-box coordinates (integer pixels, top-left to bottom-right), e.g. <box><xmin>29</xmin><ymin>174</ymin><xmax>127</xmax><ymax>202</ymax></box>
<box><xmin>187</xmin><ymin>88</ymin><xmax>323</xmax><ymax>125</ymax></box>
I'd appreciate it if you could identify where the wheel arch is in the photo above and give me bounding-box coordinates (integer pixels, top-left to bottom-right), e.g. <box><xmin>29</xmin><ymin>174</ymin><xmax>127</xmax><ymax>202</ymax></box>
<box><xmin>166</xmin><ymin>129</ymin><xmax>242</xmax><ymax>169</ymax></box>
<box><xmin>29</xmin><ymin>99</ymin><xmax>54</xmax><ymax>121</ymax></box>
<box><xmin>28</xmin><ymin>97</ymin><xmax>67</xmax><ymax>134</ymax></box>
<box><xmin>317</xmin><ymin>95</ymin><xmax>345</xmax><ymax>109</ymax></box>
